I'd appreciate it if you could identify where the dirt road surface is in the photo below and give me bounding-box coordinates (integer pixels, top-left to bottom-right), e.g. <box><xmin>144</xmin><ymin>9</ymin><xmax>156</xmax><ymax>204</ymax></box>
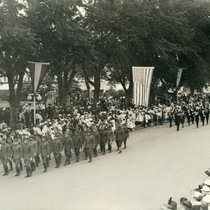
<box><xmin>0</xmin><ymin>122</ymin><xmax>210</xmax><ymax>210</ymax></box>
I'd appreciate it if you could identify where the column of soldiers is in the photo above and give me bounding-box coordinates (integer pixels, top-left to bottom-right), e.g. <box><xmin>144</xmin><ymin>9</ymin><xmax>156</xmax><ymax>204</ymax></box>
<box><xmin>167</xmin><ymin>103</ymin><xmax>210</xmax><ymax>131</ymax></box>
<box><xmin>0</xmin><ymin>122</ymin><xmax>129</xmax><ymax>178</ymax></box>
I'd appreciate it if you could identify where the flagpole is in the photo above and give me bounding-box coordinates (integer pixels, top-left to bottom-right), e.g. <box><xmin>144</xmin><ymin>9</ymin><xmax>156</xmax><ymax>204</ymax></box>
<box><xmin>34</xmin><ymin>93</ymin><xmax>36</xmax><ymax>125</ymax></box>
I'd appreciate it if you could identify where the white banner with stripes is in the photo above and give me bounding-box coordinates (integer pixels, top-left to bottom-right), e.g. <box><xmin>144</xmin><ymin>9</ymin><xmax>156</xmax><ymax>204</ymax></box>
<box><xmin>132</xmin><ymin>67</ymin><xmax>154</xmax><ymax>106</ymax></box>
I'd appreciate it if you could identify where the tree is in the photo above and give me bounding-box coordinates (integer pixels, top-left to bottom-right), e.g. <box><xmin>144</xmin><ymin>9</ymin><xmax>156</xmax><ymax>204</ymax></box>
<box><xmin>0</xmin><ymin>0</ymin><xmax>38</xmax><ymax>128</ymax></box>
<box><xmin>27</xmin><ymin>0</ymin><xmax>87</xmax><ymax>105</ymax></box>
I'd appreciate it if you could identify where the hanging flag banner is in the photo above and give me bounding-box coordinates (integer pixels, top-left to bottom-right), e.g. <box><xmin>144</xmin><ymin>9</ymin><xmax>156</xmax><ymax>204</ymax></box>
<box><xmin>132</xmin><ymin>67</ymin><xmax>154</xmax><ymax>106</ymax></box>
<box><xmin>28</xmin><ymin>62</ymin><xmax>50</xmax><ymax>93</ymax></box>
<box><xmin>176</xmin><ymin>68</ymin><xmax>183</xmax><ymax>88</ymax></box>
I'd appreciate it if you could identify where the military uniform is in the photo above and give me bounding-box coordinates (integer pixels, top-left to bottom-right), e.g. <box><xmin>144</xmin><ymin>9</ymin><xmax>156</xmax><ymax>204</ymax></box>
<box><xmin>73</xmin><ymin>130</ymin><xmax>82</xmax><ymax>162</ymax></box>
<box><xmin>122</xmin><ymin>125</ymin><xmax>129</xmax><ymax>149</ymax></box>
<box><xmin>22</xmin><ymin>139</ymin><xmax>33</xmax><ymax>177</ymax></box>
<box><xmin>106</xmin><ymin>127</ymin><xmax>114</xmax><ymax>153</ymax></box>
<box><xmin>99</xmin><ymin>128</ymin><xmax>107</xmax><ymax>155</ymax></box>
<box><xmin>84</xmin><ymin>131</ymin><xmax>95</xmax><ymax>162</ymax></box>
<box><xmin>11</xmin><ymin>140</ymin><xmax>23</xmax><ymax>176</ymax></box>
<box><xmin>29</xmin><ymin>136</ymin><xmax>38</xmax><ymax>171</ymax></box>
<box><xmin>51</xmin><ymin>134</ymin><xmax>63</xmax><ymax>168</ymax></box>
<box><xmin>114</xmin><ymin>126</ymin><xmax>124</xmax><ymax>154</ymax></box>
<box><xmin>39</xmin><ymin>137</ymin><xmax>51</xmax><ymax>172</ymax></box>
<box><xmin>63</xmin><ymin>136</ymin><xmax>74</xmax><ymax>166</ymax></box>
<box><xmin>1</xmin><ymin>140</ymin><xmax>11</xmax><ymax>175</ymax></box>
<box><xmin>93</xmin><ymin>129</ymin><xmax>100</xmax><ymax>157</ymax></box>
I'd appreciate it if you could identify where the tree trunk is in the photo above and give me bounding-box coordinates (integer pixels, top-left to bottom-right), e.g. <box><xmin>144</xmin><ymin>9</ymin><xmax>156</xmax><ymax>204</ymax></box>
<box><xmin>93</xmin><ymin>74</ymin><xmax>101</xmax><ymax>107</ymax></box>
<box><xmin>9</xmin><ymin>99</ymin><xmax>18</xmax><ymax>129</ymax></box>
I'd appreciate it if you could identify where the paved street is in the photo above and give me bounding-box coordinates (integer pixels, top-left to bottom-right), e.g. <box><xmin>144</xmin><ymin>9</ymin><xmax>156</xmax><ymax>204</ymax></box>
<box><xmin>1</xmin><ymin>122</ymin><xmax>210</xmax><ymax>210</ymax></box>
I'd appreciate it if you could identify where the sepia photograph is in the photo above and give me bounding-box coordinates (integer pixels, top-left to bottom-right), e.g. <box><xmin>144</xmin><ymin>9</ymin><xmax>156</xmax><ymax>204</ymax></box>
<box><xmin>0</xmin><ymin>0</ymin><xmax>210</xmax><ymax>209</ymax></box>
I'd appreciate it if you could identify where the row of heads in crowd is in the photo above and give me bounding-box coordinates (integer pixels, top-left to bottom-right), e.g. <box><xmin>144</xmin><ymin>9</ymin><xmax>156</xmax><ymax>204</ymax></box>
<box><xmin>161</xmin><ymin>172</ymin><xmax>210</xmax><ymax>210</ymax></box>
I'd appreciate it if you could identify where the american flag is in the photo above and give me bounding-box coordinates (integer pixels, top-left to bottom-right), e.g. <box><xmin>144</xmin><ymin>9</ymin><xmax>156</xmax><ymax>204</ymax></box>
<box><xmin>132</xmin><ymin>67</ymin><xmax>154</xmax><ymax>106</ymax></box>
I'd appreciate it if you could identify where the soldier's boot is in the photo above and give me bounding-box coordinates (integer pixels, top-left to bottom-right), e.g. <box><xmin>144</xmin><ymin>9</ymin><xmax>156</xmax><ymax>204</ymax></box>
<box><xmin>20</xmin><ymin>161</ymin><xmax>23</xmax><ymax>171</ymax></box>
<box><xmin>123</xmin><ymin>142</ymin><xmax>127</xmax><ymax>149</ymax></box>
<box><xmin>64</xmin><ymin>158</ymin><xmax>68</xmax><ymax>166</ymax></box>
<box><xmin>59</xmin><ymin>153</ymin><xmax>62</xmax><ymax>164</ymax></box>
<box><xmin>3</xmin><ymin>165</ymin><xmax>9</xmax><ymax>176</ymax></box>
<box><xmin>28</xmin><ymin>168</ymin><xmax>32</xmax><ymax>177</ymax></box>
<box><xmin>109</xmin><ymin>145</ymin><xmax>112</xmax><ymax>153</ymax></box>
<box><xmin>43</xmin><ymin>163</ymin><xmax>47</xmax><ymax>173</ymax></box>
<box><xmin>67</xmin><ymin>157</ymin><xmax>71</xmax><ymax>164</ymax></box>
<box><xmin>9</xmin><ymin>160</ymin><xmax>13</xmax><ymax>171</ymax></box>
<box><xmin>55</xmin><ymin>159</ymin><xmax>60</xmax><ymax>168</ymax></box>
<box><xmin>118</xmin><ymin>147</ymin><xmax>122</xmax><ymax>154</ymax></box>
<box><xmin>93</xmin><ymin>148</ymin><xmax>97</xmax><ymax>157</ymax></box>
<box><xmin>25</xmin><ymin>168</ymin><xmax>30</xmax><ymax>178</ymax></box>
<box><xmin>31</xmin><ymin>162</ymin><xmax>36</xmax><ymax>171</ymax></box>
<box><xmin>102</xmin><ymin>147</ymin><xmax>106</xmax><ymax>155</ymax></box>
<box><xmin>76</xmin><ymin>156</ymin><xmax>79</xmax><ymax>162</ymax></box>
<box><xmin>35</xmin><ymin>155</ymin><xmax>39</xmax><ymax>167</ymax></box>
<box><xmin>15</xmin><ymin>165</ymin><xmax>20</xmax><ymax>176</ymax></box>
<box><xmin>88</xmin><ymin>155</ymin><xmax>92</xmax><ymax>163</ymax></box>
<box><xmin>46</xmin><ymin>158</ymin><xmax>49</xmax><ymax>167</ymax></box>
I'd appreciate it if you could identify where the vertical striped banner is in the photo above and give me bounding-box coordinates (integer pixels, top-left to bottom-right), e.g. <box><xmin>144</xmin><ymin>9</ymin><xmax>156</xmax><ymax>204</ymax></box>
<box><xmin>176</xmin><ymin>68</ymin><xmax>183</xmax><ymax>88</ymax></box>
<box><xmin>28</xmin><ymin>62</ymin><xmax>50</xmax><ymax>93</ymax></box>
<box><xmin>132</xmin><ymin>67</ymin><xmax>154</xmax><ymax>106</ymax></box>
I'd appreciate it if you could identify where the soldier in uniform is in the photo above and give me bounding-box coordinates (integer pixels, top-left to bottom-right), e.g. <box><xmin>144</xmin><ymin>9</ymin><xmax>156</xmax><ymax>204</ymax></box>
<box><xmin>29</xmin><ymin>135</ymin><xmax>38</xmax><ymax>171</ymax></box>
<box><xmin>63</xmin><ymin>132</ymin><xmax>74</xmax><ymax>166</ymax></box>
<box><xmin>195</xmin><ymin>107</ymin><xmax>200</xmax><ymax>128</ymax></box>
<box><xmin>34</xmin><ymin>135</ymin><xmax>41</xmax><ymax>167</ymax></box>
<box><xmin>114</xmin><ymin>125</ymin><xmax>124</xmax><ymax>154</ymax></box>
<box><xmin>1</xmin><ymin>136</ymin><xmax>11</xmax><ymax>176</ymax></box>
<box><xmin>174</xmin><ymin>110</ymin><xmax>181</xmax><ymax>131</ymax></box>
<box><xmin>11</xmin><ymin>137</ymin><xmax>23</xmax><ymax>176</ymax></box>
<box><xmin>122</xmin><ymin>123</ymin><xmax>129</xmax><ymax>149</ymax></box>
<box><xmin>7</xmin><ymin>136</ymin><xmax>14</xmax><ymax>171</ymax></box>
<box><xmin>168</xmin><ymin>110</ymin><xmax>174</xmax><ymax>128</ymax></box>
<box><xmin>39</xmin><ymin>136</ymin><xmax>51</xmax><ymax>173</ymax></box>
<box><xmin>73</xmin><ymin>130</ymin><xmax>82</xmax><ymax>162</ymax></box>
<box><xmin>93</xmin><ymin>126</ymin><xmax>100</xmax><ymax>157</ymax></box>
<box><xmin>22</xmin><ymin>137</ymin><xmax>33</xmax><ymax>178</ymax></box>
<box><xmin>205</xmin><ymin>107</ymin><xmax>210</xmax><ymax>125</ymax></box>
<box><xmin>51</xmin><ymin>132</ymin><xmax>63</xmax><ymax>168</ymax></box>
<box><xmin>186</xmin><ymin>108</ymin><xmax>191</xmax><ymax>126</ymax></box>
<box><xmin>99</xmin><ymin>124</ymin><xmax>107</xmax><ymax>155</ymax></box>
<box><xmin>106</xmin><ymin>124</ymin><xmax>114</xmax><ymax>153</ymax></box>
<box><xmin>17</xmin><ymin>136</ymin><xmax>24</xmax><ymax>171</ymax></box>
<box><xmin>84</xmin><ymin>129</ymin><xmax>95</xmax><ymax>163</ymax></box>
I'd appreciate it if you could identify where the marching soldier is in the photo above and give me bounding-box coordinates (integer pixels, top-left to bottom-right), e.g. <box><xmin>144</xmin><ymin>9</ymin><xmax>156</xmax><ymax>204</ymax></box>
<box><xmin>73</xmin><ymin>130</ymin><xmax>82</xmax><ymax>162</ymax></box>
<box><xmin>93</xmin><ymin>127</ymin><xmax>100</xmax><ymax>157</ymax></box>
<box><xmin>168</xmin><ymin>110</ymin><xmax>174</xmax><ymax>128</ymax></box>
<box><xmin>106</xmin><ymin>125</ymin><xmax>114</xmax><ymax>153</ymax></box>
<box><xmin>186</xmin><ymin>108</ymin><xmax>191</xmax><ymax>126</ymax></box>
<box><xmin>114</xmin><ymin>125</ymin><xmax>124</xmax><ymax>154</ymax></box>
<box><xmin>174</xmin><ymin>110</ymin><xmax>181</xmax><ymax>131</ymax></box>
<box><xmin>84</xmin><ymin>129</ymin><xmax>95</xmax><ymax>163</ymax></box>
<box><xmin>29</xmin><ymin>135</ymin><xmax>38</xmax><ymax>171</ymax></box>
<box><xmin>122</xmin><ymin>124</ymin><xmax>129</xmax><ymax>149</ymax></box>
<box><xmin>34</xmin><ymin>135</ymin><xmax>41</xmax><ymax>167</ymax></box>
<box><xmin>63</xmin><ymin>133</ymin><xmax>74</xmax><ymax>166</ymax></box>
<box><xmin>39</xmin><ymin>136</ymin><xmax>51</xmax><ymax>173</ymax></box>
<box><xmin>99</xmin><ymin>125</ymin><xmax>107</xmax><ymax>155</ymax></box>
<box><xmin>7</xmin><ymin>136</ymin><xmax>14</xmax><ymax>171</ymax></box>
<box><xmin>22</xmin><ymin>137</ymin><xmax>33</xmax><ymax>178</ymax></box>
<box><xmin>51</xmin><ymin>132</ymin><xmax>63</xmax><ymax>168</ymax></box>
<box><xmin>1</xmin><ymin>136</ymin><xmax>11</xmax><ymax>176</ymax></box>
<box><xmin>205</xmin><ymin>107</ymin><xmax>209</xmax><ymax>125</ymax></box>
<box><xmin>11</xmin><ymin>137</ymin><xmax>23</xmax><ymax>176</ymax></box>
<box><xmin>195</xmin><ymin>107</ymin><xmax>200</xmax><ymax>128</ymax></box>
